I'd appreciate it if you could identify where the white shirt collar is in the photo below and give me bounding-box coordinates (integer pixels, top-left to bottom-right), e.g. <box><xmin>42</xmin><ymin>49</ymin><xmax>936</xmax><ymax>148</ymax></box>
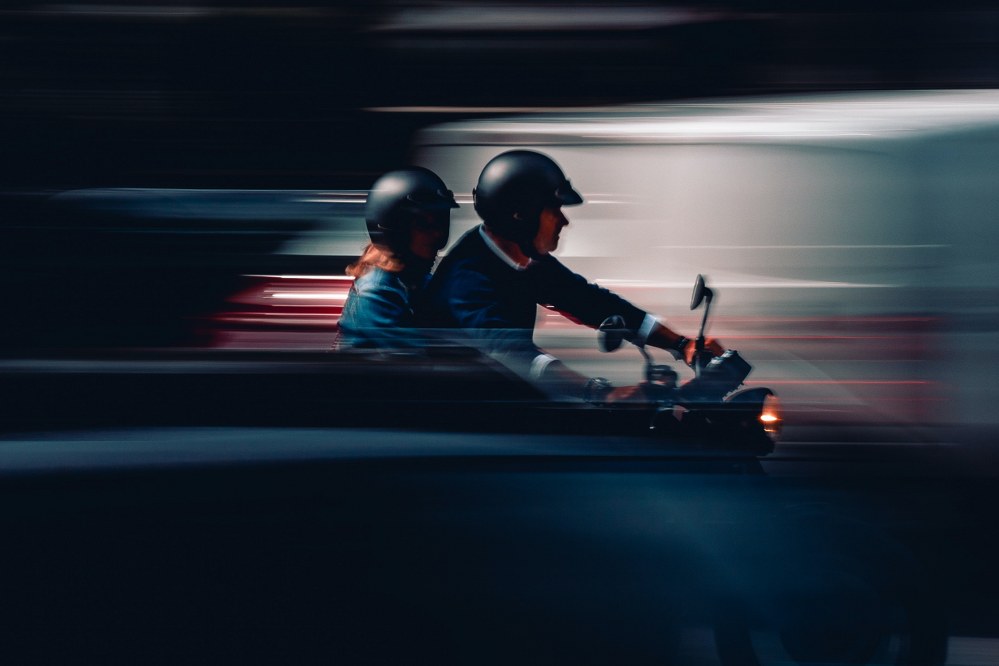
<box><xmin>478</xmin><ymin>225</ymin><xmax>531</xmax><ymax>271</ymax></box>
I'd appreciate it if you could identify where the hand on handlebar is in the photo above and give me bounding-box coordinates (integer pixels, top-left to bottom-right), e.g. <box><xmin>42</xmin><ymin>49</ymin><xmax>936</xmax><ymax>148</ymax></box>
<box><xmin>683</xmin><ymin>337</ymin><xmax>725</xmax><ymax>366</ymax></box>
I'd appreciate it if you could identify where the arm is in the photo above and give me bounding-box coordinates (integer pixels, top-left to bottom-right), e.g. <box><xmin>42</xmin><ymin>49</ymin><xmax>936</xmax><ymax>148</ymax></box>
<box><xmin>646</xmin><ymin>322</ymin><xmax>724</xmax><ymax>364</ymax></box>
<box><xmin>337</xmin><ymin>273</ymin><xmax>429</xmax><ymax>349</ymax></box>
<box><xmin>437</xmin><ymin>263</ymin><xmax>658</xmax><ymax>399</ymax></box>
<box><xmin>535</xmin><ymin>258</ymin><xmax>723</xmax><ymax>362</ymax></box>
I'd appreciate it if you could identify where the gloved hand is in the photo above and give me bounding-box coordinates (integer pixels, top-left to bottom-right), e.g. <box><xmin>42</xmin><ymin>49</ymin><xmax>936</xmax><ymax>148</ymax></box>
<box><xmin>682</xmin><ymin>337</ymin><xmax>725</xmax><ymax>366</ymax></box>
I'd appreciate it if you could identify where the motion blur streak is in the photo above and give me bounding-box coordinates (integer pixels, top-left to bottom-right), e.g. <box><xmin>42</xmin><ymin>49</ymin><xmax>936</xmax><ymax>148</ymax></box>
<box><xmin>1</xmin><ymin>91</ymin><xmax>996</xmax><ymax>438</ymax></box>
<box><xmin>412</xmin><ymin>89</ymin><xmax>999</xmax><ymax>442</ymax></box>
<box><xmin>271</xmin><ymin>292</ymin><xmax>350</xmax><ymax>301</ymax></box>
<box><xmin>370</xmin><ymin>6</ymin><xmax>718</xmax><ymax>32</ymax></box>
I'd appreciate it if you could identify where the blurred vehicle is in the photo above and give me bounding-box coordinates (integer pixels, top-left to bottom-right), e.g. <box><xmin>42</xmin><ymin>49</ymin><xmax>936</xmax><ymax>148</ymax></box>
<box><xmin>0</xmin><ymin>188</ymin><xmax>366</xmax><ymax>350</ymax></box>
<box><xmin>411</xmin><ymin>89</ymin><xmax>999</xmax><ymax>442</ymax></box>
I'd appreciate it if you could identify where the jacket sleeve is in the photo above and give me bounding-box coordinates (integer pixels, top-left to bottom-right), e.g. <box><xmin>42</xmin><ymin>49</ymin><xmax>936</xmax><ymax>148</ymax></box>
<box><xmin>534</xmin><ymin>257</ymin><xmax>649</xmax><ymax>334</ymax></box>
<box><xmin>338</xmin><ymin>276</ymin><xmax>428</xmax><ymax>349</ymax></box>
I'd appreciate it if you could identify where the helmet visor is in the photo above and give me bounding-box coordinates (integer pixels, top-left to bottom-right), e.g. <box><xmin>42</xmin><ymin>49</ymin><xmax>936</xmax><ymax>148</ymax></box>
<box><xmin>555</xmin><ymin>180</ymin><xmax>583</xmax><ymax>206</ymax></box>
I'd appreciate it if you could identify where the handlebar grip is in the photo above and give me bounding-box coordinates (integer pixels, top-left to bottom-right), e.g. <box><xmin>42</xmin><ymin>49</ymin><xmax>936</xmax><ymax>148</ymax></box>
<box><xmin>692</xmin><ymin>349</ymin><xmax>715</xmax><ymax>375</ymax></box>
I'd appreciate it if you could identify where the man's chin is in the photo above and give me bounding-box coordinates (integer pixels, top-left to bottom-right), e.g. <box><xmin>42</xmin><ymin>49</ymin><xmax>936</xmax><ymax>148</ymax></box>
<box><xmin>531</xmin><ymin>238</ymin><xmax>559</xmax><ymax>255</ymax></box>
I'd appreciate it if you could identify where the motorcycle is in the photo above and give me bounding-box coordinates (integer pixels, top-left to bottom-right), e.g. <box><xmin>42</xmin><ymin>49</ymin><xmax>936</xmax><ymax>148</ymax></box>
<box><xmin>584</xmin><ymin>277</ymin><xmax>948</xmax><ymax>666</ymax></box>
<box><xmin>595</xmin><ymin>274</ymin><xmax>781</xmax><ymax>456</ymax></box>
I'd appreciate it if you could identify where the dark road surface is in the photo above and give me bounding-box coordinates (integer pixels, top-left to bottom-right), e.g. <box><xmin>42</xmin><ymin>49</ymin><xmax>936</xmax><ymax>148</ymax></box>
<box><xmin>0</xmin><ymin>425</ymin><xmax>997</xmax><ymax>664</ymax></box>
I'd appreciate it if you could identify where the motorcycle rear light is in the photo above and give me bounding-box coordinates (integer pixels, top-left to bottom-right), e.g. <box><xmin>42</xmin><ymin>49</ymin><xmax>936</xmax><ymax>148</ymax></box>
<box><xmin>759</xmin><ymin>394</ymin><xmax>782</xmax><ymax>438</ymax></box>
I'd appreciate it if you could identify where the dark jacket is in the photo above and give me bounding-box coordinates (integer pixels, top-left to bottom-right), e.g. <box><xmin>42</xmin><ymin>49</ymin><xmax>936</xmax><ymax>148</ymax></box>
<box><xmin>420</xmin><ymin>226</ymin><xmax>649</xmax><ymax>372</ymax></box>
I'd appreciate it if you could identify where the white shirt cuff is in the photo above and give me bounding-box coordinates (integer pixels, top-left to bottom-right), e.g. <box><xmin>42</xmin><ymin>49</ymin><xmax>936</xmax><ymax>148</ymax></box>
<box><xmin>529</xmin><ymin>353</ymin><xmax>559</xmax><ymax>381</ymax></box>
<box><xmin>636</xmin><ymin>314</ymin><xmax>659</xmax><ymax>344</ymax></box>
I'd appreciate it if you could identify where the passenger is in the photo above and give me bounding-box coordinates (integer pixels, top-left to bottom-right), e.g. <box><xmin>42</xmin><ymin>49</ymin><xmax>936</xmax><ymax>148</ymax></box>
<box><xmin>334</xmin><ymin>167</ymin><xmax>458</xmax><ymax>350</ymax></box>
<box><xmin>420</xmin><ymin>150</ymin><xmax>722</xmax><ymax>400</ymax></box>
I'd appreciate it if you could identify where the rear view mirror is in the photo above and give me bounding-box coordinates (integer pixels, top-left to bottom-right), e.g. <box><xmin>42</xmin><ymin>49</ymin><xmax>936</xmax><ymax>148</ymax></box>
<box><xmin>690</xmin><ymin>274</ymin><xmax>713</xmax><ymax>310</ymax></box>
<box><xmin>598</xmin><ymin>315</ymin><xmax>627</xmax><ymax>353</ymax></box>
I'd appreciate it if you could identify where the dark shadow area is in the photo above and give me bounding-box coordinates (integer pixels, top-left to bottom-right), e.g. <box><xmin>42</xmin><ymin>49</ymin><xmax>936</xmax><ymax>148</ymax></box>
<box><xmin>2</xmin><ymin>3</ymin><xmax>998</xmax><ymax>189</ymax></box>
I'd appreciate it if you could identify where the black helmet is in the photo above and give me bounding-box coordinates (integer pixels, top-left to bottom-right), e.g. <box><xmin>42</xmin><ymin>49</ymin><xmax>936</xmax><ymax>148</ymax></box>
<box><xmin>473</xmin><ymin>150</ymin><xmax>583</xmax><ymax>250</ymax></box>
<box><xmin>366</xmin><ymin>167</ymin><xmax>458</xmax><ymax>253</ymax></box>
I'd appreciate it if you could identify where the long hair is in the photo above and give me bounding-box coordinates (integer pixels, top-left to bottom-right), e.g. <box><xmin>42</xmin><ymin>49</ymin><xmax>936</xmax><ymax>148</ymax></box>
<box><xmin>345</xmin><ymin>243</ymin><xmax>404</xmax><ymax>278</ymax></box>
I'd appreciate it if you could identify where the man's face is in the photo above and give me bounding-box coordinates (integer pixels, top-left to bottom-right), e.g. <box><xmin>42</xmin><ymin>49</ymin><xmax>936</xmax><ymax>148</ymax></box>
<box><xmin>532</xmin><ymin>206</ymin><xmax>569</xmax><ymax>256</ymax></box>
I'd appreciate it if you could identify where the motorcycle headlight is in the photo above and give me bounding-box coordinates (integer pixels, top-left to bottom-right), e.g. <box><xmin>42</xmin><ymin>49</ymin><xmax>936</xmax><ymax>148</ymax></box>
<box><xmin>759</xmin><ymin>394</ymin><xmax>782</xmax><ymax>438</ymax></box>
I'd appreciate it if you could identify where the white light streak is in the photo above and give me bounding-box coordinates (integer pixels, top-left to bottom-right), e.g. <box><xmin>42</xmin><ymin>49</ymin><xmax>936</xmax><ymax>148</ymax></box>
<box><xmin>650</xmin><ymin>244</ymin><xmax>950</xmax><ymax>250</ymax></box>
<box><xmin>367</xmin><ymin>106</ymin><xmax>619</xmax><ymax>114</ymax></box>
<box><xmin>298</xmin><ymin>198</ymin><xmax>367</xmax><ymax>204</ymax></box>
<box><xmin>246</xmin><ymin>275</ymin><xmax>354</xmax><ymax>281</ymax></box>
<box><xmin>270</xmin><ymin>292</ymin><xmax>349</xmax><ymax>301</ymax></box>
<box><xmin>593</xmin><ymin>280</ymin><xmax>894</xmax><ymax>289</ymax></box>
<box><xmin>371</xmin><ymin>7</ymin><xmax>715</xmax><ymax>33</ymax></box>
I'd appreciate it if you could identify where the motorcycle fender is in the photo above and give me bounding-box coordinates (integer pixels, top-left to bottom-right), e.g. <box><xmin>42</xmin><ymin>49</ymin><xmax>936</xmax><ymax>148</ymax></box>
<box><xmin>724</xmin><ymin>387</ymin><xmax>774</xmax><ymax>410</ymax></box>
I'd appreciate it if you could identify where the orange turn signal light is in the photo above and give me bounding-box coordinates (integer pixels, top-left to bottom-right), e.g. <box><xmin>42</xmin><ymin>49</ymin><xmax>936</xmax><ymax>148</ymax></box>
<box><xmin>759</xmin><ymin>394</ymin><xmax>782</xmax><ymax>438</ymax></box>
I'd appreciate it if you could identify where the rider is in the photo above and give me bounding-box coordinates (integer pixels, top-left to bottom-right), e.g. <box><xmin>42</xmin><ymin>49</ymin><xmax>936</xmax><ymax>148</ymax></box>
<box><xmin>420</xmin><ymin>150</ymin><xmax>722</xmax><ymax>400</ymax></box>
<box><xmin>334</xmin><ymin>167</ymin><xmax>458</xmax><ymax>350</ymax></box>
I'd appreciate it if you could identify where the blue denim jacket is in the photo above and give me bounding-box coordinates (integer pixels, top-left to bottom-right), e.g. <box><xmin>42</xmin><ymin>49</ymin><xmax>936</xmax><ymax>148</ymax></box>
<box><xmin>335</xmin><ymin>267</ymin><xmax>428</xmax><ymax>349</ymax></box>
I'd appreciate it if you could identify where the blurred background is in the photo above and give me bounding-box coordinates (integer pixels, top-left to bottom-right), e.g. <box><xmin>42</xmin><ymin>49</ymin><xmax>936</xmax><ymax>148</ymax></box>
<box><xmin>3</xmin><ymin>0</ymin><xmax>999</xmax><ymax>435</ymax></box>
<box><xmin>3</xmin><ymin>4</ymin><xmax>999</xmax><ymax>665</ymax></box>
